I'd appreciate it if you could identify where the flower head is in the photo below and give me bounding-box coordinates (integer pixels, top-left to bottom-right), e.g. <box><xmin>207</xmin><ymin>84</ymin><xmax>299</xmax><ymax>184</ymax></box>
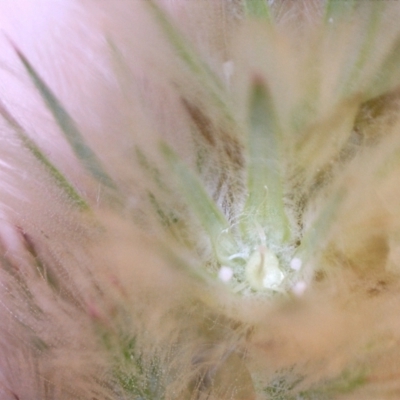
<box><xmin>1</xmin><ymin>1</ymin><xmax>400</xmax><ymax>399</ymax></box>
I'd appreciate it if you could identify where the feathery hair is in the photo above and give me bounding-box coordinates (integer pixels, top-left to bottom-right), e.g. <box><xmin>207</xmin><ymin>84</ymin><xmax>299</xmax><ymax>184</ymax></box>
<box><xmin>1</xmin><ymin>0</ymin><xmax>400</xmax><ymax>398</ymax></box>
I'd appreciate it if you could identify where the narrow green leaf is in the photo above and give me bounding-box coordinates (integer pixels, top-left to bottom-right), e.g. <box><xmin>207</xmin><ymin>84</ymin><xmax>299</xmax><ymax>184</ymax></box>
<box><xmin>0</xmin><ymin>102</ymin><xmax>88</xmax><ymax>210</ymax></box>
<box><xmin>145</xmin><ymin>0</ymin><xmax>234</xmax><ymax>123</ymax></box>
<box><xmin>295</xmin><ymin>95</ymin><xmax>360</xmax><ymax>190</ymax></box>
<box><xmin>324</xmin><ymin>0</ymin><xmax>357</xmax><ymax>22</ymax></box>
<box><xmin>325</xmin><ymin>2</ymin><xmax>385</xmax><ymax>98</ymax></box>
<box><xmin>135</xmin><ymin>147</ymin><xmax>167</xmax><ymax>191</ymax></box>
<box><xmin>299</xmin><ymin>368</ymin><xmax>366</xmax><ymax>398</ymax></box>
<box><xmin>367</xmin><ymin>32</ymin><xmax>400</xmax><ymax>98</ymax></box>
<box><xmin>243</xmin><ymin>78</ymin><xmax>290</xmax><ymax>243</ymax></box>
<box><xmin>19</xmin><ymin>229</ymin><xmax>60</xmax><ymax>291</ymax></box>
<box><xmin>295</xmin><ymin>187</ymin><xmax>345</xmax><ymax>263</ymax></box>
<box><xmin>160</xmin><ymin>143</ymin><xmax>236</xmax><ymax>261</ymax></box>
<box><xmin>157</xmin><ymin>240</ymin><xmax>214</xmax><ymax>285</ymax></box>
<box><xmin>0</xmin><ymin>254</ymin><xmax>44</xmax><ymax>315</ymax></box>
<box><xmin>12</xmin><ymin>43</ymin><xmax>116</xmax><ymax>190</ymax></box>
<box><xmin>147</xmin><ymin>191</ymin><xmax>178</xmax><ymax>229</ymax></box>
<box><xmin>21</xmin><ymin>136</ymin><xmax>90</xmax><ymax>209</ymax></box>
<box><xmin>376</xmin><ymin>143</ymin><xmax>400</xmax><ymax>181</ymax></box>
<box><xmin>243</xmin><ymin>0</ymin><xmax>271</xmax><ymax>20</ymax></box>
<box><xmin>340</xmin><ymin>3</ymin><xmax>384</xmax><ymax>95</ymax></box>
<box><xmin>107</xmin><ymin>36</ymin><xmax>137</xmax><ymax>102</ymax></box>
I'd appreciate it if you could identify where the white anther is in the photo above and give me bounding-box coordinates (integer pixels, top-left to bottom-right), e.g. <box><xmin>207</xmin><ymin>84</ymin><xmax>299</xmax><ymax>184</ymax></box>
<box><xmin>218</xmin><ymin>266</ymin><xmax>233</xmax><ymax>283</ymax></box>
<box><xmin>292</xmin><ymin>281</ymin><xmax>307</xmax><ymax>297</ymax></box>
<box><xmin>290</xmin><ymin>257</ymin><xmax>302</xmax><ymax>271</ymax></box>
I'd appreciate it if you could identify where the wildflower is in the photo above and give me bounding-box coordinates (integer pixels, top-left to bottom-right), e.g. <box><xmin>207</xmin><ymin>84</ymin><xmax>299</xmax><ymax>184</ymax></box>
<box><xmin>1</xmin><ymin>0</ymin><xmax>400</xmax><ymax>399</ymax></box>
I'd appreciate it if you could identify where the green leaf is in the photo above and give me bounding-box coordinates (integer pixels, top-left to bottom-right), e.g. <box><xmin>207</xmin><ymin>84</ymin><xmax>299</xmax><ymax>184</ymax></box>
<box><xmin>367</xmin><ymin>32</ymin><xmax>400</xmax><ymax>98</ymax></box>
<box><xmin>160</xmin><ymin>143</ymin><xmax>236</xmax><ymax>262</ymax></box>
<box><xmin>263</xmin><ymin>367</ymin><xmax>366</xmax><ymax>399</ymax></box>
<box><xmin>135</xmin><ymin>147</ymin><xmax>168</xmax><ymax>191</ymax></box>
<box><xmin>157</xmin><ymin>240</ymin><xmax>214</xmax><ymax>285</ymax></box>
<box><xmin>12</xmin><ymin>42</ymin><xmax>117</xmax><ymax>191</ymax></box>
<box><xmin>324</xmin><ymin>2</ymin><xmax>385</xmax><ymax>98</ymax></box>
<box><xmin>299</xmin><ymin>368</ymin><xmax>366</xmax><ymax>399</ymax></box>
<box><xmin>295</xmin><ymin>95</ymin><xmax>360</xmax><ymax>190</ymax></box>
<box><xmin>144</xmin><ymin>0</ymin><xmax>234</xmax><ymax>124</ymax></box>
<box><xmin>99</xmin><ymin>332</ymin><xmax>165</xmax><ymax>400</ymax></box>
<box><xmin>324</xmin><ymin>0</ymin><xmax>357</xmax><ymax>22</ymax></box>
<box><xmin>0</xmin><ymin>102</ymin><xmax>89</xmax><ymax>210</ymax></box>
<box><xmin>242</xmin><ymin>78</ymin><xmax>290</xmax><ymax>243</ymax></box>
<box><xmin>243</xmin><ymin>0</ymin><xmax>271</xmax><ymax>20</ymax></box>
<box><xmin>295</xmin><ymin>187</ymin><xmax>345</xmax><ymax>264</ymax></box>
<box><xmin>340</xmin><ymin>2</ymin><xmax>385</xmax><ymax>96</ymax></box>
<box><xmin>19</xmin><ymin>229</ymin><xmax>61</xmax><ymax>291</ymax></box>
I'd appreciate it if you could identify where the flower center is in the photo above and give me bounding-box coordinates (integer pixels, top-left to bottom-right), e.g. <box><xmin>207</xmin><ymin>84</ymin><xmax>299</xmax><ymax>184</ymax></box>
<box><xmin>245</xmin><ymin>246</ymin><xmax>285</xmax><ymax>291</ymax></box>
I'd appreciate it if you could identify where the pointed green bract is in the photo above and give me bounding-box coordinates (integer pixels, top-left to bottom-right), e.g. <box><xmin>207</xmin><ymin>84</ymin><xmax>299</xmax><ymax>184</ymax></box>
<box><xmin>324</xmin><ymin>0</ymin><xmax>357</xmax><ymax>22</ymax></box>
<box><xmin>0</xmin><ymin>103</ymin><xmax>88</xmax><ymax>210</ymax></box>
<box><xmin>340</xmin><ymin>3</ymin><xmax>384</xmax><ymax>97</ymax></box>
<box><xmin>145</xmin><ymin>0</ymin><xmax>235</xmax><ymax>125</ymax></box>
<box><xmin>136</xmin><ymin>147</ymin><xmax>168</xmax><ymax>191</ymax></box>
<box><xmin>157</xmin><ymin>240</ymin><xmax>213</xmax><ymax>285</ymax></box>
<box><xmin>368</xmin><ymin>32</ymin><xmax>400</xmax><ymax>98</ymax></box>
<box><xmin>243</xmin><ymin>0</ymin><xmax>271</xmax><ymax>20</ymax></box>
<box><xmin>263</xmin><ymin>367</ymin><xmax>366</xmax><ymax>399</ymax></box>
<box><xmin>20</xmin><ymin>134</ymin><xmax>89</xmax><ymax>210</ymax></box>
<box><xmin>295</xmin><ymin>188</ymin><xmax>345</xmax><ymax>265</ymax></box>
<box><xmin>160</xmin><ymin>143</ymin><xmax>236</xmax><ymax>263</ymax></box>
<box><xmin>13</xmin><ymin>45</ymin><xmax>117</xmax><ymax>191</ymax></box>
<box><xmin>243</xmin><ymin>78</ymin><xmax>290</xmax><ymax>243</ymax></box>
